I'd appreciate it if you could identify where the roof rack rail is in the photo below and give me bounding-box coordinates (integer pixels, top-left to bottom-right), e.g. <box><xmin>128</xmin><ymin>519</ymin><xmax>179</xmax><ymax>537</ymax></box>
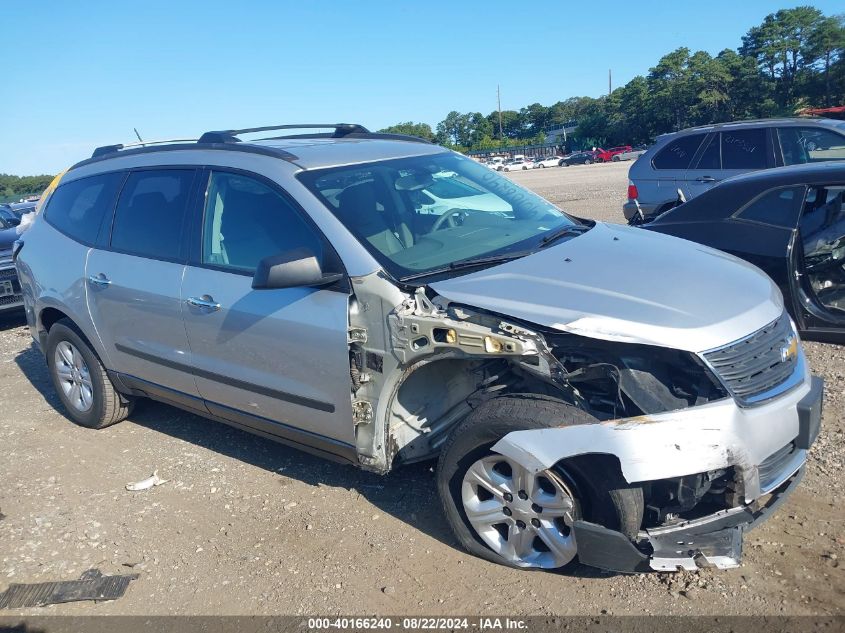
<box><xmin>198</xmin><ymin>123</ymin><xmax>370</xmax><ymax>144</ymax></box>
<box><xmin>91</xmin><ymin>138</ymin><xmax>197</xmax><ymax>158</ymax></box>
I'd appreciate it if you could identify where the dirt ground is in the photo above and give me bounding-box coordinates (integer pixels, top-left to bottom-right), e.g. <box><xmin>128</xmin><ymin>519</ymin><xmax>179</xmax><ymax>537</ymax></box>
<box><xmin>0</xmin><ymin>161</ymin><xmax>842</xmax><ymax>616</ymax></box>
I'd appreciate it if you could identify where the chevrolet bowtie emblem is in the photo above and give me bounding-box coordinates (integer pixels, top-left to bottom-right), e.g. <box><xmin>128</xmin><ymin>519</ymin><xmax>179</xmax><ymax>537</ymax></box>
<box><xmin>781</xmin><ymin>336</ymin><xmax>797</xmax><ymax>362</ymax></box>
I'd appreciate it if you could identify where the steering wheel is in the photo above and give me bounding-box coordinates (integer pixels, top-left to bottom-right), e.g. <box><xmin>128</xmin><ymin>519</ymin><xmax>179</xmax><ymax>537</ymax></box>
<box><xmin>430</xmin><ymin>209</ymin><xmax>469</xmax><ymax>232</ymax></box>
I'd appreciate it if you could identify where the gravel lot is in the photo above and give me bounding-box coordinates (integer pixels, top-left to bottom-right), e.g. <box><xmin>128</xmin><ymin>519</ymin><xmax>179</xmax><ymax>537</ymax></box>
<box><xmin>0</xmin><ymin>161</ymin><xmax>842</xmax><ymax>616</ymax></box>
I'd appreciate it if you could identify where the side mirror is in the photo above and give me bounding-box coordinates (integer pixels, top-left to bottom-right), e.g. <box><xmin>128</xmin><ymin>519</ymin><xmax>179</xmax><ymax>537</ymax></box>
<box><xmin>252</xmin><ymin>248</ymin><xmax>343</xmax><ymax>290</ymax></box>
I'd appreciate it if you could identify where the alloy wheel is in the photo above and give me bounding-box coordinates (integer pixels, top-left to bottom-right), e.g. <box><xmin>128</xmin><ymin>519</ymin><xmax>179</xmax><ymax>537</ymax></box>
<box><xmin>54</xmin><ymin>341</ymin><xmax>94</xmax><ymax>412</ymax></box>
<box><xmin>461</xmin><ymin>454</ymin><xmax>577</xmax><ymax>568</ymax></box>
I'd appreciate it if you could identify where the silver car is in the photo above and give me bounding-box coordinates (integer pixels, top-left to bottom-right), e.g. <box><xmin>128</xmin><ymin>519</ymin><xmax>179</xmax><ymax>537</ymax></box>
<box><xmin>16</xmin><ymin>123</ymin><xmax>823</xmax><ymax>573</ymax></box>
<box><xmin>624</xmin><ymin>117</ymin><xmax>845</xmax><ymax>222</ymax></box>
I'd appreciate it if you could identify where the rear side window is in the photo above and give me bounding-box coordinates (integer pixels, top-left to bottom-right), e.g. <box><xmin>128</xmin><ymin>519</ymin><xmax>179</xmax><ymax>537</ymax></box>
<box><xmin>779</xmin><ymin>127</ymin><xmax>845</xmax><ymax>165</ymax></box>
<box><xmin>736</xmin><ymin>186</ymin><xmax>804</xmax><ymax>227</ymax></box>
<box><xmin>652</xmin><ymin>134</ymin><xmax>705</xmax><ymax>170</ymax></box>
<box><xmin>693</xmin><ymin>134</ymin><xmax>721</xmax><ymax>170</ymax></box>
<box><xmin>44</xmin><ymin>172</ymin><xmax>123</xmax><ymax>245</ymax></box>
<box><xmin>721</xmin><ymin>128</ymin><xmax>767</xmax><ymax>169</ymax></box>
<box><xmin>110</xmin><ymin>169</ymin><xmax>195</xmax><ymax>261</ymax></box>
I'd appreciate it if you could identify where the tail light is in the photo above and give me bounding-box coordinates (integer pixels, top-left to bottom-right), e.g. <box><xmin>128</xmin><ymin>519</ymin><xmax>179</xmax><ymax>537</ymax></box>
<box><xmin>627</xmin><ymin>182</ymin><xmax>639</xmax><ymax>200</ymax></box>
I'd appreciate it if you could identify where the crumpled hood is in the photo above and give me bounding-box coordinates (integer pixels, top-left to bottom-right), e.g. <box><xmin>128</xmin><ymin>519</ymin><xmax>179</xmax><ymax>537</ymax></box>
<box><xmin>431</xmin><ymin>222</ymin><xmax>783</xmax><ymax>353</ymax></box>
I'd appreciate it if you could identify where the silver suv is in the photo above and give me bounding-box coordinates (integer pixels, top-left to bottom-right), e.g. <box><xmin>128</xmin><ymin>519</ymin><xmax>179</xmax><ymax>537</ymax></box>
<box><xmin>624</xmin><ymin>117</ymin><xmax>845</xmax><ymax>222</ymax></box>
<box><xmin>16</xmin><ymin>123</ymin><xmax>823</xmax><ymax>573</ymax></box>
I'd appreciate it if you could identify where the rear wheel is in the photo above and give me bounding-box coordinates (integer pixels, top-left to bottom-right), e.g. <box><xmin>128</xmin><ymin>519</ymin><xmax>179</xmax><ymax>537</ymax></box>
<box><xmin>437</xmin><ymin>394</ymin><xmax>643</xmax><ymax>569</ymax></box>
<box><xmin>584</xmin><ymin>158</ymin><xmax>593</xmax><ymax>165</ymax></box>
<box><xmin>47</xmin><ymin>319</ymin><xmax>133</xmax><ymax>429</ymax></box>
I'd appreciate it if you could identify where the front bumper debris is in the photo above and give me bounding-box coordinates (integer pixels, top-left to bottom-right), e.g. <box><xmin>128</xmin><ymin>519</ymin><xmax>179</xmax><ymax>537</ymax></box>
<box><xmin>574</xmin><ymin>466</ymin><xmax>805</xmax><ymax>573</ymax></box>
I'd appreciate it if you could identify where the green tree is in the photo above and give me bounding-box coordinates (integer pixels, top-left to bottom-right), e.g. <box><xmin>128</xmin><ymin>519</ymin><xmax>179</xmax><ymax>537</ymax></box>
<box><xmin>804</xmin><ymin>14</ymin><xmax>845</xmax><ymax>105</ymax></box>
<box><xmin>378</xmin><ymin>122</ymin><xmax>435</xmax><ymax>141</ymax></box>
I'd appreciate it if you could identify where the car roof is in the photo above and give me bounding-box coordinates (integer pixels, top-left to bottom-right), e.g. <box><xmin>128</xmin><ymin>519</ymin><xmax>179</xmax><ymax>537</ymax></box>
<box><xmin>69</xmin><ymin>126</ymin><xmax>449</xmax><ymax>173</ymax></box>
<box><xmin>656</xmin><ymin>117</ymin><xmax>844</xmax><ymax>140</ymax></box>
<box><xmin>717</xmin><ymin>161</ymin><xmax>845</xmax><ymax>188</ymax></box>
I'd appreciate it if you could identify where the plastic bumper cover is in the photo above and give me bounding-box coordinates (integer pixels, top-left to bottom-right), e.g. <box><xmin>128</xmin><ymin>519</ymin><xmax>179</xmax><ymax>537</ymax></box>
<box><xmin>571</xmin><ymin>377</ymin><xmax>823</xmax><ymax>573</ymax></box>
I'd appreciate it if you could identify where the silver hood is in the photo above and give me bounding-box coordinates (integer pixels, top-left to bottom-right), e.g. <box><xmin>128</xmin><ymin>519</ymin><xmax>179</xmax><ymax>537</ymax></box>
<box><xmin>430</xmin><ymin>222</ymin><xmax>783</xmax><ymax>353</ymax></box>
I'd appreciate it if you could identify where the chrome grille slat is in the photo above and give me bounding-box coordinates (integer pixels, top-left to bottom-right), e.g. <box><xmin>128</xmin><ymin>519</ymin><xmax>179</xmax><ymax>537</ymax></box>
<box><xmin>702</xmin><ymin>313</ymin><xmax>798</xmax><ymax>406</ymax></box>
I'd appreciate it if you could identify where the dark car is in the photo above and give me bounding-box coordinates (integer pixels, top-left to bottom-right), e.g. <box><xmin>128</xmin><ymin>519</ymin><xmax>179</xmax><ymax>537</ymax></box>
<box><xmin>645</xmin><ymin>162</ymin><xmax>845</xmax><ymax>343</ymax></box>
<box><xmin>0</xmin><ymin>208</ymin><xmax>23</xmax><ymax>313</ymax></box>
<box><xmin>8</xmin><ymin>201</ymin><xmax>37</xmax><ymax>218</ymax></box>
<box><xmin>561</xmin><ymin>151</ymin><xmax>597</xmax><ymax>166</ymax></box>
<box><xmin>0</xmin><ymin>206</ymin><xmax>21</xmax><ymax>229</ymax></box>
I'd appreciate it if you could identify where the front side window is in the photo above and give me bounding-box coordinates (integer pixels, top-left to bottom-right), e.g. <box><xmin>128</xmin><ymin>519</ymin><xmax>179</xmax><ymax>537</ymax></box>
<box><xmin>298</xmin><ymin>152</ymin><xmax>580</xmax><ymax>280</ymax></box>
<box><xmin>44</xmin><ymin>172</ymin><xmax>124</xmax><ymax>245</ymax></box>
<box><xmin>201</xmin><ymin>172</ymin><xmax>323</xmax><ymax>272</ymax></box>
<box><xmin>110</xmin><ymin>169</ymin><xmax>195</xmax><ymax>260</ymax></box>
<box><xmin>736</xmin><ymin>186</ymin><xmax>804</xmax><ymax>227</ymax></box>
<box><xmin>779</xmin><ymin>127</ymin><xmax>845</xmax><ymax>165</ymax></box>
<box><xmin>721</xmin><ymin>128</ymin><xmax>767</xmax><ymax>169</ymax></box>
<box><xmin>652</xmin><ymin>134</ymin><xmax>705</xmax><ymax>170</ymax></box>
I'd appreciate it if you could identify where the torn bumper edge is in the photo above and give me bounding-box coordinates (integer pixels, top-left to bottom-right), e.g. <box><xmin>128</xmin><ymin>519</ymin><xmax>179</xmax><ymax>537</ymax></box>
<box><xmin>573</xmin><ymin>466</ymin><xmax>805</xmax><ymax>573</ymax></box>
<box><xmin>490</xmin><ymin>374</ymin><xmax>822</xmax><ymax>502</ymax></box>
<box><xmin>490</xmin><ymin>375</ymin><xmax>823</xmax><ymax>573</ymax></box>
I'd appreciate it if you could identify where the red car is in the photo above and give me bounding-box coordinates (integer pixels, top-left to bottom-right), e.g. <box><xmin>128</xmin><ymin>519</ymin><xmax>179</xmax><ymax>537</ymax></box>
<box><xmin>595</xmin><ymin>145</ymin><xmax>632</xmax><ymax>163</ymax></box>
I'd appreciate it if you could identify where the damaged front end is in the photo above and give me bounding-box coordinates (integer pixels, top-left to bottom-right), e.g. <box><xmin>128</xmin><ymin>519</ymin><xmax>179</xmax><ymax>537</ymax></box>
<box><xmin>490</xmin><ymin>316</ymin><xmax>823</xmax><ymax>573</ymax></box>
<box><xmin>349</xmin><ymin>277</ymin><xmax>822</xmax><ymax>572</ymax></box>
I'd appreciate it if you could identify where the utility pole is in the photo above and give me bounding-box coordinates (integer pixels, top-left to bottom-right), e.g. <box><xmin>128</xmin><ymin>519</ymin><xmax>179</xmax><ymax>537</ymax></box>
<box><xmin>608</xmin><ymin>69</ymin><xmax>612</xmax><ymax>95</ymax></box>
<box><xmin>497</xmin><ymin>84</ymin><xmax>504</xmax><ymax>143</ymax></box>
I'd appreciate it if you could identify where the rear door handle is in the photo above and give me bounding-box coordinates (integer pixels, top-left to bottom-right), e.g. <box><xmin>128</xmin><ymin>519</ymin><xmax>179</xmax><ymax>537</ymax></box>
<box><xmin>695</xmin><ymin>176</ymin><xmax>717</xmax><ymax>183</ymax></box>
<box><xmin>186</xmin><ymin>295</ymin><xmax>221</xmax><ymax>311</ymax></box>
<box><xmin>87</xmin><ymin>273</ymin><xmax>111</xmax><ymax>287</ymax></box>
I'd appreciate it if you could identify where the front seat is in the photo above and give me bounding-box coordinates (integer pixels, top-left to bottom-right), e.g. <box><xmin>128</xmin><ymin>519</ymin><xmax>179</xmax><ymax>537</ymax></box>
<box><xmin>336</xmin><ymin>182</ymin><xmax>405</xmax><ymax>256</ymax></box>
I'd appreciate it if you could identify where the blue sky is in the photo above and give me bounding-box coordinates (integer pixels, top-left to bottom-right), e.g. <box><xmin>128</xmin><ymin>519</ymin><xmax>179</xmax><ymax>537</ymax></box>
<box><xmin>2</xmin><ymin>1</ymin><xmax>842</xmax><ymax>175</ymax></box>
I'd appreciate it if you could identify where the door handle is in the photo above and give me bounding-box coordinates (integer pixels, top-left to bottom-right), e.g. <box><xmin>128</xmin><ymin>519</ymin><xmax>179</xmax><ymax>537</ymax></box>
<box><xmin>87</xmin><ymin>273</ymin><xmax>111</xmax><ymax>287</ymax></box>
<box><xmin>695</xmin><ymin>176</ymin><xmax>716</xmax><ymax>183</ymax></box>
<box><xmin>187</xmin><ymin>295</ymin><xmax>221</xmax><ymax>311</ymax></box>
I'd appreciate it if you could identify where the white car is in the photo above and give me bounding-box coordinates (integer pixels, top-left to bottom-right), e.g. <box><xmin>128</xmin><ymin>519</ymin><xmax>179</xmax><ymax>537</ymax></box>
<box><xmin>533</xmin><ymin>156</ymin><xmax>563</xmax><ymax>169</ymax></box>
<box><xmin>612</xmin><ymin>147</ymin><xmax>647</xmax><ymax>162</ymax></box>
<box><xmin>502</xmin><ymin>159</ymin><xmax>531</xmax><ymax>172</ymax></box>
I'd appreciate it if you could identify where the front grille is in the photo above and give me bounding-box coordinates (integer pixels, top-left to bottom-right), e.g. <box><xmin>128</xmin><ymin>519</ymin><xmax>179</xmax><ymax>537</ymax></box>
<box><xmin>0</xmin><ymin>293</ymin><xmax>22</xmax><ymax>306</ymax></box>
<box><xmin>758</xmin><ymin>442</ymin><xmax>803</xmax><ymax>493</ymax></box>
<box><xmin>702</xmin><ymin>313</ymin><xmax>798</xmax><ymax>406</ymax></box>
<box><xmin>0</xmin><ymin>267</ymin><xmax>18</xmax><ymax>281</ymax></box>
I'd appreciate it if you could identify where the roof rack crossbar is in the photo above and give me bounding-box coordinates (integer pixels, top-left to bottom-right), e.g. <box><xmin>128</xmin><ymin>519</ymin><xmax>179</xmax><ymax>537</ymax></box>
<box><xmin>198</xmin><ymin>123</ymin><xmax>370</xmax><ymax>144</ymax></box>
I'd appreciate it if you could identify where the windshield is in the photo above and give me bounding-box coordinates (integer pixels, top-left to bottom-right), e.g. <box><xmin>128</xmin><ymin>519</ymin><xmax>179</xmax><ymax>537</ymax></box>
<box><xmin>299</xmin><ymin>152</ymin><xmax>581</xmax><ymax>280</ymax></box>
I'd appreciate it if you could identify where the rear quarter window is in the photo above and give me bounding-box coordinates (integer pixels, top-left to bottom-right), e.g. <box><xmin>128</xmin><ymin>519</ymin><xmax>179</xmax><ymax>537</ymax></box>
<box><xmin>44</xmin><ymin>172</ymin><xmax>124</xmax><ymax>245</ymax></box>
<box><xmin>651</xmin><ymin>134</ymin><xmax>705</xmax><ymax>170</ymax></box>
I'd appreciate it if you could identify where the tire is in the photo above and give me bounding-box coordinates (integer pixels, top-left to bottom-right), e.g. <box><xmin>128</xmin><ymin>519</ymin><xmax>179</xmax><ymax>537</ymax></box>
<box><xmin>46</xmin><ymin>319</ymin><xmax>133</xmax><ymax>429</ymax></box>
<box><xmin>584</xmin><ymin>158</ymin><xmax>592</xmax><ymax>165</ymax></box>
<box><xmin>540</xmin><ymin>164</ymin><xmax>546</xmax><ymax>168</ymax></box>
<box><xmin>612</xmin><ymin>156</ymin><xmax>620</xmax><ymax>162</ymax></box>
<box><xmin>437</xmin><ymin>394</ymin><xmax>643</xmax><ymax>570</ymax></box>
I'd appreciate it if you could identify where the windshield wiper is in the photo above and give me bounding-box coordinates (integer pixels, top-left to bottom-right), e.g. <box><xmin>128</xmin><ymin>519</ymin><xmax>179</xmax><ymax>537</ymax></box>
<box><xmin>399</xmin><ymin>250</ymin><xmax>533</xmax><ymax>282</ymax></box>
<box><xmin>539</xmin><ymin>224</ymin><xmax>590</xmax><ymax>247</ymax></box>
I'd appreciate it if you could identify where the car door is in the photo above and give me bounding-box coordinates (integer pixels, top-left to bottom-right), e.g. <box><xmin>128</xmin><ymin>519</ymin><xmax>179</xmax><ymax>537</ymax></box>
<box><xmin>181</xmin><ymin>169</ymin><xmax>356</xmax><ymax>451</ymax></box>
<box><xmin>86</xmin><ymin>167</ymin><xmax>202</xmax><ymax>403</ymax></box>
<box><xmin>683</xmin><ymin>132</ymin><xmax>721</xmax><ymax>199</ymax></box>
<box><xmin>647</xmin><ymin>132</ymin><xmax>708</xmax><ymax>206</ymax></box>
<box><xmin>796</xmin><ymin>184</ymin><xmax>845</xmax><ymax>337</ymax></box>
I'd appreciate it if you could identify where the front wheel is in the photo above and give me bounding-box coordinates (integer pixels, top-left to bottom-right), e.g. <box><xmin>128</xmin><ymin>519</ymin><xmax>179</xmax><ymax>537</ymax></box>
<box><xmin>437</xmin><ymin>394</ymin><xmax>643</xmax><ymax>570</ymax></box>
<box><xmin>584</xmin><ymin>158</ymin><xmax>592</xmax><ymax>165</ymax></box>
